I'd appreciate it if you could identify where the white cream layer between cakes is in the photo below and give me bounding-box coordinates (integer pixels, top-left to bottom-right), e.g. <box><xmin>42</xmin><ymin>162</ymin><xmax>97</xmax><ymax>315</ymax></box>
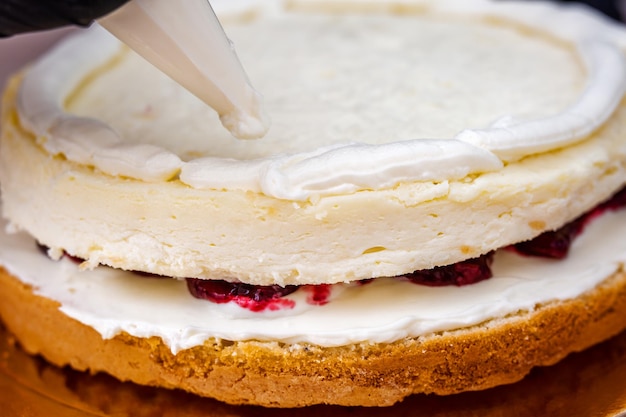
<box><xmin>3</xmin><ymin>0</ymin><xmax>626</xmax><ymax>285</ymax></box>
<box><xmin>0</xmin><ymin>206</ymin><xmax>625</xmax><ymax>351</ymax></box>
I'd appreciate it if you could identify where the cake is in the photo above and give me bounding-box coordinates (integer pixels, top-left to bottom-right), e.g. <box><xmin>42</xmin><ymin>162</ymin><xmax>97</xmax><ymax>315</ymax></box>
<box><xmin>1</xmin><ymin>0</ymin><xmax>626</xmax><ymax>408</ymax></box>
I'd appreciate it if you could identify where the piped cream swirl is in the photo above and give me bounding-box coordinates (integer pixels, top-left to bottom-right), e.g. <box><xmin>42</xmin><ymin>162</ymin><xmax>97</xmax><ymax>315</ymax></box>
<box><xmin>457</xmin><ymin>40</ymin><xmax>626</xmax><ymax>161</ymax></box>
<box><xmin>17</xmin><ymin>29</ymin><xmax>183</xmax><ymax>182</ymax></box>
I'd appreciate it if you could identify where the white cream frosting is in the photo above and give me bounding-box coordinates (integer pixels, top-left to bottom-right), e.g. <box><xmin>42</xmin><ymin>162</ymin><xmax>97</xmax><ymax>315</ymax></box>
<box><xmin>457</xmin><ymin>40</ymin><xmax>626</xmax><ymax>161</ymax></box>
<box><xmin>16</xmin><ymin>29</ymin><xmax>183</xmax><ymax>182</ymax></box>
<box><xmin>0</xmin><ymin>205</ymin><xmax>625</xmax><ymax>352</ymax></box>
<box><xmin>15</xmin><ymin>0</ymin><xmax>626</xmax><ymax>200</ymax></box>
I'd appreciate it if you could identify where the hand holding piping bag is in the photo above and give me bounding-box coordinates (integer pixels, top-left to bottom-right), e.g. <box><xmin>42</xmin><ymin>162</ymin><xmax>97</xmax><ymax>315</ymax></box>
<box><xmin>0</xmin><ymin>0</ymin><xmax>130</xmax><ymax>36</ymax></box>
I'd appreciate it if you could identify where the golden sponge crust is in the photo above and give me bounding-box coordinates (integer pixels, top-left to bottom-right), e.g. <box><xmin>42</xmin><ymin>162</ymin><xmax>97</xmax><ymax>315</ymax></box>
<box><xmin>1</xmin><ymin>265</ymin><xmax>625</xmax><ymax>407</ymax></box>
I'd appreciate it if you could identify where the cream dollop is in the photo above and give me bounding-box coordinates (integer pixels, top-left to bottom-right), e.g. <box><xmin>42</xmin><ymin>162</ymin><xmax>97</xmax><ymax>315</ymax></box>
<box><xmin>15</xmin><ymin>0</ymin><xmax>626</xmax><ymax>200</ymax></box>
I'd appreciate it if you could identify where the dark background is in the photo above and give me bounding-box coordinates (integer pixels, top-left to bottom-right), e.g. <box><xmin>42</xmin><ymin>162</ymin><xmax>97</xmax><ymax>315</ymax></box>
<box><xmin>562</xmin><ymin>0</ymin><xmax>623</xmax><ymax>19</ymax></box>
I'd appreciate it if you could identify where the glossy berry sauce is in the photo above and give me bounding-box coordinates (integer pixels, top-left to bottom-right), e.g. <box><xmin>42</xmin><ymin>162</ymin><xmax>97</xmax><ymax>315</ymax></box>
<box><xmin>186</xmin><ymin>279</ymin><xmax>298</xmax><ymax>312</ymax></box>
<box><xmin>304</xmin><ymin>284</ymin><xmax>332</xmax><ymax>306</ymax></box>
<box><xmin>510</xmin><ymin>219</ymin><xmax>584</xmax><ymax>259</ymax></box>
<box><xmin>185</xmin><ymin>281</ymin><xmax>333</xmax><ymax>310</ymax></box>
<box><xmin>400</xmin><ymin>252</ymin><xmax>495</xmax><ymax>287</ymax></box>
<box><xmin>511</xmin><ymin>186</ymin><xmax>626</xmax><ymax>259</ymax></box>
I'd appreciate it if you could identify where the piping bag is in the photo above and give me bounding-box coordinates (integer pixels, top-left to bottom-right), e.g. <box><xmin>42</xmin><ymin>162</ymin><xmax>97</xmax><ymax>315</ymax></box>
<box><xmin>99</xmin><ymin>0</ymin><xmax>270</xmax><ymax>139</ymax></box>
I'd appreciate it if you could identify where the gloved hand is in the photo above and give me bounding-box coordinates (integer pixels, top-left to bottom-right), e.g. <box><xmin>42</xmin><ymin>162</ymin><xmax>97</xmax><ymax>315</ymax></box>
<box><xmin>0</xmin><ymin>0</ymin><xmax>130</xmax><ymax>37</ymax></box>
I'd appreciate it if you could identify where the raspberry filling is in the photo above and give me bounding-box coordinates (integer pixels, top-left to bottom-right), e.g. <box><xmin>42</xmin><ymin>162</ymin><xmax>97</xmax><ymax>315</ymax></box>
<box><xmin>186</xmin><ymin>279</ymin><xmax>298</xmax><ymax>312</ymax></box>
<box><xmin>305</xmin><ymin>284</ymin><xmax>332</xmax><ymax>306</ymax></box>
<box><xmin>511</xmin><ymin>186</ymin><xmax>626</xmax><ymax>259</ymax></box>
<box><xmin>400</xmin><ymin>252</ymin><xmax>494</xmax><ymax>287</ymax></box>
<box><xmin>37</xmin><ymin>185</ymin><xmax>626</xmax><ymax>310</ymax></box>
<box><xmin>510</xmin><ymin>219</ymin><xmax>585</xmax><ymax>259</ymax></box>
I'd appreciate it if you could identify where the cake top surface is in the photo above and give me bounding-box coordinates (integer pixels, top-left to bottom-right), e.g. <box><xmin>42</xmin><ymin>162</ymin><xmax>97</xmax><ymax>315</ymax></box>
<box><xmin>16</xmin><ymin>0</ymin><xmax>626</xmax><ymax>201</ymax></box>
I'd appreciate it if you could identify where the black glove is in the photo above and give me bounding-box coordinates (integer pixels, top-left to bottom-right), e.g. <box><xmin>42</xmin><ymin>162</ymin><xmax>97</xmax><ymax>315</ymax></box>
<box><xmin>0</xmin><ymin>0</ymin><xmax>130</xmax><ymax>37</ymax></box>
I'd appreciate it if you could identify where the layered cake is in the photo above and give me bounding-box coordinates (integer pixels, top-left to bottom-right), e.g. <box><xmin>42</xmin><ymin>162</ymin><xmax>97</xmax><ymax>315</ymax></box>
<box><xmin>2</xmin><ymin>0</ymin><xmax>626</xmax><ymax>408</ymax></box>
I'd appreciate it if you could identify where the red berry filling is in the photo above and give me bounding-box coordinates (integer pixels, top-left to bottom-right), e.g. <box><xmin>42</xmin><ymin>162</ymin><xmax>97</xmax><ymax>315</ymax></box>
<box><xmin>304</xmin><ymin>284</ymin><xmax>332</xmax><ymax>306</ymax></box>
<box><xmin>401</xmin><ymin>252</ymin><xmax>495</xmax><ymax>287</ymax></box>
<box><xmin>512</xmin><ymin>186</ymin><xmax>626</xmax><ymax>259</ymax></box>
<box><xmin>185</xmin><ymin>278</ymin><xmax>298</xmax><ymax>312</ymax></box>
<box><xmin>511</xmin><ymin>219</ymin><xmax>585</xmax><ymax>259</ymax></box>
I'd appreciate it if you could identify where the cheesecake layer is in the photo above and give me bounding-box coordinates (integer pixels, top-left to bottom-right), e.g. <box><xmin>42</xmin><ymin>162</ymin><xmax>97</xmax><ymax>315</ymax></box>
<box><xmin>0</xmin><ymin>200</ymin><xmax>625</xmax><ymax>350</ymax></box>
